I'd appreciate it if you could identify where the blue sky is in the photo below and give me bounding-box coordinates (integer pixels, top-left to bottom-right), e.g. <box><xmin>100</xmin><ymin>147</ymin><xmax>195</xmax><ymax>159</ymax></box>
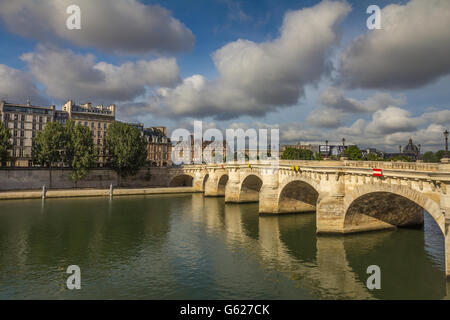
<box><xmin>0</xmin><ymin>0</ymin><xmax>448</xmax><ymax>151</ymax></box>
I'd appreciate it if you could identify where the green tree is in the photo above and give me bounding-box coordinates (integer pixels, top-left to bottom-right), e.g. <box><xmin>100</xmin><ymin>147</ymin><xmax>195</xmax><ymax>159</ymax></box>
<box><xmin>313</xmin><ymin>152</ymin><xmax>323</xmax><ymax>160</ymax></box>
<box><xmin>65</xmin><ymin>120</ymin><xmax>98</xmax><ymax>184</ymax></box>
<box><xmin>365</xmin><ymin>153</ymin><xmax>379</xmax><ymax>161</ymax></box>
<box><xmin>422</xmin><ymin>151</ymin><xmax>436</xmax><ymax>163</ymax></box>
<box><xmin>32</xmin><ymin>121</ymin><xmax>66</xmax><ymax>167</ymax></box>
<box><xmin>435</xmin><ymin>150</ymin><xmax>446</xmax><ymax>162</ymax></box>
<box><xmin>421</xmin><ymin>150</ymin><xmax>445</xmax><ymax>163</ymax></box>
<box><xmin>105</xmin><ymin>122</ymin><xmax>147</xmax><ymax>179</ymax></box>
<box><xmin>344</xmin><ymin>145</ymin><xmax>362</xmax><ymax>160</ymax></box>
<box><xmin>0</xmin><ymin>122</ymin><xmax>12</xmax><ymax>164</ymax></box>
<box><xmin>281</xmin><ymin>147</ymin><xmax>313</xmax><ymax>160</ymax></box>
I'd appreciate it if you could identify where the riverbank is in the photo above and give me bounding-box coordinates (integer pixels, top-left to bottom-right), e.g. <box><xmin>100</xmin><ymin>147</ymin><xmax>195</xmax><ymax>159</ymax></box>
<box><xmin>0</xmin><ymin>187</ymin><xmax>198</xmax><ymax>200</ymax></box>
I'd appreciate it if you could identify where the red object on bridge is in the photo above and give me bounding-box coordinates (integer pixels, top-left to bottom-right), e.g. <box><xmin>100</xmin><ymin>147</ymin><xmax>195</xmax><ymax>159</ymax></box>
<box><xmin>373</xmin><ymin>168</ymin><xmax>382</xmax><ymax>177</ymax></box>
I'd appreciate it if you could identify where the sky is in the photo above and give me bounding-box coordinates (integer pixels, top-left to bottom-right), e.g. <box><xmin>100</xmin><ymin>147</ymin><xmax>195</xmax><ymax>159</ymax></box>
<box><xmin>0</xmin><ymin>0</ymin><xmax>449</xmax><ymax>152</ymax></box>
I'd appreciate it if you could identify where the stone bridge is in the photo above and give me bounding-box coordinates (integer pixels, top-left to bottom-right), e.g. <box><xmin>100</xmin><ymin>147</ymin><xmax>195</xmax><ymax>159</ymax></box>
<box><xmin>167</xmin><ymin>160</ymin><xmax>450</xmax><ymax>276</ymax></box>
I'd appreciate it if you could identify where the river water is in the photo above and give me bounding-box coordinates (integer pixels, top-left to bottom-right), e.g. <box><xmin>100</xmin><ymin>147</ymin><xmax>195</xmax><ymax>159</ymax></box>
<box><xmin>0</xmin><ymin>193</ymin><xmax>447</xmax><ymax>299</ymax></box>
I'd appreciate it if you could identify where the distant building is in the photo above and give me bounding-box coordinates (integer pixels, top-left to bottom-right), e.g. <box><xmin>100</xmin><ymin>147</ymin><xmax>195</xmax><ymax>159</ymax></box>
<box><xmin>384</xmin><ymin>138</ymin><xmax>420</xmax><ymax>161</ymax></box>
<box><xmin>174</xmin><ymin>136</ymin><xmax>229</xmax><ymax>164</ymax></box>
<box><xmin>1</xmin><ymin>100</ymin><xmax>56</xmax><ymax>167</ymax></box>
<box><xmin>144</xmin><ymin>127</ymin><xmax>172</xmax><ymax>166</ymax></box>
<box><xmin>62</xmin><ymin>100</ymin><xmax>116</xmax><ymax>166</ymax></box>
<box><xmin>319</xmin><ymin>144</ymin><xmax>347</xmax><ymax>157</ymax></box>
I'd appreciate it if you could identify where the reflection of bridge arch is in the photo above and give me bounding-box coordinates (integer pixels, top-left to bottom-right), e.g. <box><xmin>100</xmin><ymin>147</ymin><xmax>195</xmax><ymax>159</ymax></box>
<box><xmin>239</xmin><ymin>174</ymin><xmax>263</xmax><ymax>203</ymax></box>
<box><xmin>344</xmin><ymin>184</ymin><xmax>444</xmax><ymax>234</ymax></box>
<box><xmin>169</xmin><ymin>174</ymin><xmax>194</xmax><ymax>187</ymax></box>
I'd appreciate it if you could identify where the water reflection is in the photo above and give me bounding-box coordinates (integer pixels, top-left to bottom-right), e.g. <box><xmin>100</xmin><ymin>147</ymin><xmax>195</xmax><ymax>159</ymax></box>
<box><xmin>0</xmin><ymin>194</ymin><xmax>447</xmax><ymax>299</ymax></box>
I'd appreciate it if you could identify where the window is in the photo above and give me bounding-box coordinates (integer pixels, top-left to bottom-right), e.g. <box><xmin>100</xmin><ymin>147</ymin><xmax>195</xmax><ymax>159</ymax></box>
<box><xmin>20</xmin><ymin>123</ymin><xmax>24</xmax><ymax>129</ymax></box>
<box><xmin>14</xmin><ymin>114</ymin><xmax>18</xmax><ymax>121</ymax></box>
<box><xmin>39</xmin><ymin>116</ymin><xmax>43</xmax><ymax>123</ymax></box>
<box><xmin>21</xmin><ymin>114</ymin><xmax>25</xmax><ymax>121</ymax></box>
<box><xmin>39</xmin><ymin>124</ymin><xmax>42</xmax><ymax>130</ymax></box>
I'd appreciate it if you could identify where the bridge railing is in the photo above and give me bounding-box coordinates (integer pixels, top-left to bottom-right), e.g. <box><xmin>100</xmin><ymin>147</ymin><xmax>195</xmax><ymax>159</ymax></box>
<box><xmin>181</xmin><ymin>160</ymin><xmax>447</xmax><ymax>173</ymax></box>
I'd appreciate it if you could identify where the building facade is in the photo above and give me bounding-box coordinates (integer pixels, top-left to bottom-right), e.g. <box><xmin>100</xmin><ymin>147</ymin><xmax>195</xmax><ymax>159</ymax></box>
<box><xmin>144</xmin><ymin>127</ymin><xmax>172</xmax><ymax>166</ymax></box>
<box><xmin>62</xmin><ymin>100</ymin><xmax>115</xmax><ymax>166</ymax></box>
<box><xmin>1</xmin><ymin>100</ymin><xmax>56</xmax><ymax>167</ymax></box>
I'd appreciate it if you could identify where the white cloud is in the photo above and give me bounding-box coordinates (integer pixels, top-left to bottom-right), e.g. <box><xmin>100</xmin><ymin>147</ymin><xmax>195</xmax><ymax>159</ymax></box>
<box><xmin>21</xmin><ymin>46</ymin><xmax>180</xmax><ymax>103</ymax></box>
<box><xmin>366</xmin><ymin>106</ymin><xmax>424</xmax><ymax>134</ymax></box>
<box><xmin>126</xmin><ymin>0</ymin><xmax>351</xmax><ymax>119</ymax></box>
<box><xmin>0</xmin><ymin>0</ymin><xmax>194</xmax><ymax>54</ymax></box>
<box><xmin>0</xmin><ymin>64</ymin><xmax>48</xmax><ymax>105</ymax></box>
<box><xmin>339</xmin><ymin>0</ymin><xmax>450</xmax><ymax>89</ymax></box>
<box><xmin>307</xmin><ymin>87</ymin><xmax>406</xmax><ymax>128</ymax></box>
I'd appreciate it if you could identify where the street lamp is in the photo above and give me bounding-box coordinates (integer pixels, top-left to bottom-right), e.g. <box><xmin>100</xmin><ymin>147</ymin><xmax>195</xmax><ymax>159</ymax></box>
<box><xmin>418</xmin><ymin>144</ymin><xmax>421</xmax><ymax>160</ymax></box>
<box><xmin>341</xmin><ymin>138</ymin><xmax>346</xmax><ymax>159</ymax></box>
<box><xmin>399</xmin><ymin>145</ymin><xmax>402</xmax><ymax>154</ymax></box>
<box><xmin>445</xmin><ymin>130</ymin><xmax>449</xmax><ymax>159</ymax></box>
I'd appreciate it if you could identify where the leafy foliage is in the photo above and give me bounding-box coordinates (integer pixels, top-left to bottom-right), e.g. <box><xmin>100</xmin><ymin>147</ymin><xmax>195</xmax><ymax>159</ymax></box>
<box><xmin>344</xmin><ymin>145</ymin><xmax>362</xmax><ymax>160</ymax></box>
<box><xmin>32</xmin><ymin>121</ymin><xmax>66</xmax><ymax>167</ymax></box>
<box><xmin>105</xmin><ymin>122</ymin><xmax>147</xmax><ymax>178</ymax></box>
<box><xmin>281</xmin><ymin>147</ymin><xmax>313</xmax><ymax>160</ymax></box>
<box><xmin>64</xmin><ymin>120</ymin><xmax>98</xmax><ymax>182</ymax></box>
<box><xmin>422</xmin><ymin>150</ymin><xmax>446</xmax><ymax>163</ymax></box>
<box><xmin>365</xmin><ymin>153</ymin><xmax>380</xmax><ymax>161</ymax></box>
<box><xmin>0</xmin><ymin>122</ymin><xmax>12</xmax><ymax>163</ymax></box>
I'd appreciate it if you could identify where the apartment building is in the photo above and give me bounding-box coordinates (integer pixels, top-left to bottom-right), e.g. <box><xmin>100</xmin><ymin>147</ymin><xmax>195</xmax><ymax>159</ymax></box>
<box><xmin>144</xmin><ymin>127</ymin><xmax>172</xmax><ymax>166</ymax></box>
<box><xmin>62</xmin><ymin>100</ymin><xmax>115</xmax><ymax>166</ymax></box>
<box><xmin>0</xmin><ymin>100</ymin><xmax>56</xmax><ymax>167</ymax></box>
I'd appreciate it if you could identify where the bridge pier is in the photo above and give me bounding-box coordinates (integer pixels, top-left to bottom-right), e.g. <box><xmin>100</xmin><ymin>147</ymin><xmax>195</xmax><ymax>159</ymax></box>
<box><xmin>225</xmin><ymin>170</ymin><xmax>241</xmax><ymax>202</ymax></box>
<box><xmin>259</xmin><ymin>170</ymin><xmax>280</xmax><ymax>214</ymax></box>
<box><xmin>443</xmin><ymin>188</ymin><xmax>450</xmax><ymax>278</ymax></box>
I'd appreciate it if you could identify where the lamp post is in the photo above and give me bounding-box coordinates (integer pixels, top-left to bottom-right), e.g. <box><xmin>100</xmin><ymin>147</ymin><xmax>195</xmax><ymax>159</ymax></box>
<box><xmin>444</xmin><ymin>130</ymin><xmax>449</xmax><ymax>161</ymax></box>
<box><xmin>399</xmin><ymin>145</ymin><xmax>402</xmax><ymax>154</ymax></box>
<box><xmin>417</xmin><ymin>144</ymin><xmax>421</xmax><ymax>162</ymax></box>
<box><xmin>325</xmin><ymin>140</ymin><xmax>329</xmax><ymax>159</ymax></box>
<box><xmin>341</xmin><ymin>138</ymin><xmax>346</xmax><ymax>160</ymax></box>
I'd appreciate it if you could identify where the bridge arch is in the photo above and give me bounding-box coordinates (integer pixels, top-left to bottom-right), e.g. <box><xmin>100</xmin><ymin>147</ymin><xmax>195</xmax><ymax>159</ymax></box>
<box><xmin>239</xmin><ymin>174</ymin><xmax>263</xmax><ymax>202</ymax></box>
<box><xmin>343</xmin><ymin>184</ymin><xmax>444</xmax><ymax>234</ymax></box>
<box><xmin>169</xmin><ymin>174</ymin><xmax>194</xmax><ymax>187</ymax></box>
<box><xmin>202</xmin><ymin>174</ymin><xmax>209</xmax><ymax>191</ymax></box>
<box><xmin>277</xmin><ymin>176</ymin><xmax>320</xmax><ymax>213</ymax></box>
<box><xmin>217</xmin><ymin>174</ymin><xmax>229</xmax><ymax>196</ymax></box>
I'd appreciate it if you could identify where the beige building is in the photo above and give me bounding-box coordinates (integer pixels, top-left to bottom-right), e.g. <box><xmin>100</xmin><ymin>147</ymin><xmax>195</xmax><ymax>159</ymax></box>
<box><xmin>62</xmin><ymin>100</ymin><xmax>115</xmax><ymax>166</ymax></box>
<box><xmin>1</xmin><ymin>100</ymin><xmax>56</xmax><ymax>167</ymax></box>
<box><xmin>144</xmin><ymin>127</ymin><xmax>172</xmax><ymax>166</ymax></box>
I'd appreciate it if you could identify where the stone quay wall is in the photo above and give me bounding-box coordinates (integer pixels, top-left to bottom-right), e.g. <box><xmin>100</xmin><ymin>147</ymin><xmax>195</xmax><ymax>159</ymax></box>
<box><xmin>0</xmin><ymin>167</ymin><xmax>171</xmax><ymax>191</ymax></box>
